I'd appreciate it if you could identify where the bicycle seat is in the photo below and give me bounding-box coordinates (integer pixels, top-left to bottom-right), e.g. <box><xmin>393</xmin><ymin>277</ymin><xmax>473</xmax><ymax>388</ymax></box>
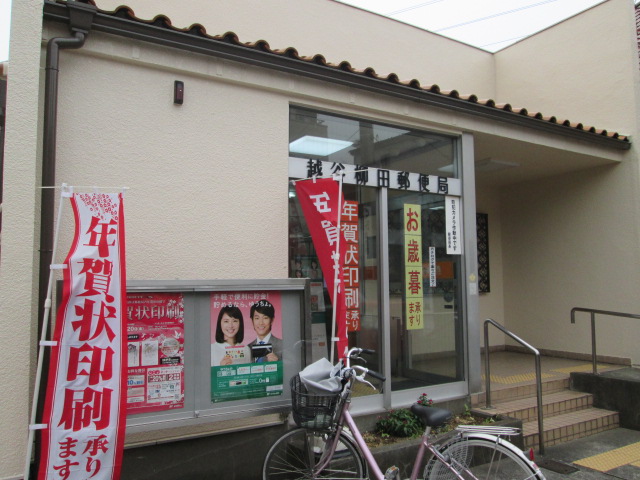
<box><xmin>410</xmin><ymin>404</ymin><xmax>452</xmax><ymax>428</ymax></box>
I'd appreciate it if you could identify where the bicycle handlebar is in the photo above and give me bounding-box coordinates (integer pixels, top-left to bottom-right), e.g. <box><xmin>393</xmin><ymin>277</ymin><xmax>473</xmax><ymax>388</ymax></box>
<box><xmin>344</xmin><ymin>348</ymin><xmax>386</xmax><ymax>383</ymax></box>
<box><xmin>366</xmin><ymin>368</ymin><xmax>386</xmax><ymax>382</ymax></box>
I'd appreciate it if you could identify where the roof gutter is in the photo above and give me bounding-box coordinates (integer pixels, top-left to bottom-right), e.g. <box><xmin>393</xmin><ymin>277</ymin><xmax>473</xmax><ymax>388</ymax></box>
<box><xmin>43</xmin><ymin>0</ymin><xmax>629</xmax><ymax>150</ymax></box>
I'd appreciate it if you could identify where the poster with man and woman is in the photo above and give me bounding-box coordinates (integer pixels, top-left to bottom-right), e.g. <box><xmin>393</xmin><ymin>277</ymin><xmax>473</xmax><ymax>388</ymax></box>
<box><xmin>210</xmin><ymin>291</ymin><xmax>284</xmax><ymax>403</ymax></box>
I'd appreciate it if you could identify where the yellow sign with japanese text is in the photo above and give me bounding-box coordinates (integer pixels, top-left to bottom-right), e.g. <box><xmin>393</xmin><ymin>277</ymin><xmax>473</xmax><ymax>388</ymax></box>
<box><xmin>404</xmin><ymin>204</ymin><xmax>423</xmax><ymax>330</ymax></box>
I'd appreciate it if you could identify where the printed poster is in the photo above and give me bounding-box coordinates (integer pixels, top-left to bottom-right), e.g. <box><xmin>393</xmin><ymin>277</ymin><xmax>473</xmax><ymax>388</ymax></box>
<box><xmin>210</xmin><ymin>291</ymin><xmax>284</xmax><ymax>403</ymax></box>
<box><xmin>126</xmin><ymin>293</ymin><xmax>185</xmax><ymax>413</ymax></box>
<box><xmin>310</xmin><ymin>281</ymin><xmax>326</xmax><ymax>313</ymax></box>
<box><xmin>445</xmin><ymin>195</ymin><xmax>463</xmax><ymax>254</ymax></box>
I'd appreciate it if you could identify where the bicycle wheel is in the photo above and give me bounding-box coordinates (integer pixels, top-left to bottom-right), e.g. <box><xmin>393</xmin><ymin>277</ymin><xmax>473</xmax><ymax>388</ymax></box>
<box><xmin>425</xmin><ymin>433</ymin><xmax>545</xmax><ymax>480</ymax></box>
<box><xmin>263</xmin><ymin>428</ymin><xmax>366</xmax><ymax>479</ymax></box>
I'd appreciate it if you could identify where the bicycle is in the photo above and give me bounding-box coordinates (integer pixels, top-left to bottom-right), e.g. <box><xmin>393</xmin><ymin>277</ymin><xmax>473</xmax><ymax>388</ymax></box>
<box><xmin>263</xmin><ymin>347</ymin><xmax>546</xmax><ymax>479</ymax></box>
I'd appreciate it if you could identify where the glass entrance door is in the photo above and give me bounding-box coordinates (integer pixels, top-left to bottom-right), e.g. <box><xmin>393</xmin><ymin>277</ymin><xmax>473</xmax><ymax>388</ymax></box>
<box><xmin>387</xmin><ymin>190</ymin><xmax>464</xmax><ymax>391</ymax></box>
<box><xmin>289</xmin><ymin>183</ymin><xmax>464</xmax><ymax>394</ymax></box>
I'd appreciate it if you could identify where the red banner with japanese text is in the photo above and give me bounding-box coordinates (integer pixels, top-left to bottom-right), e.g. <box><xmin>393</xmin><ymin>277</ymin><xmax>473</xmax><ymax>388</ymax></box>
<box><xmin>39</xmin><ymin>193</ymin><xmax>127</xmax><ymax>480</ymax></box>
<box><xmin>341</xmin><ymin>201</ymin><xmax>360</xmax><ymax>332</ymax></box>
<box><xmin>295</xmin><ymin>178</ymin><xmax>349</xmax><ymax>359</ymax></box>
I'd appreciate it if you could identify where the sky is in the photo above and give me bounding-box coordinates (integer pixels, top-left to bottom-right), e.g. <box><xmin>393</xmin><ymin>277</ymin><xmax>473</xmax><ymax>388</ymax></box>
<box><xmin>337</xmin><ymin>0</ymin><xmax>604</xmax><ymax>51</ymax></box>
<box><xmin>0</xmin><ymin>0</ymin><xmax>608</xmax><ymax>62</ymax></box>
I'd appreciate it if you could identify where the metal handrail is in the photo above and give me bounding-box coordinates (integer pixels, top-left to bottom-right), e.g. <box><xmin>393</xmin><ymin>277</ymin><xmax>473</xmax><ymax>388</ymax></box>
<box><xmin>483</xmin><ymin>318</ymin><xmax>545</xmax><ymax>454</ymax></box>
<box><xmin>570</xmin><ymin>307</ymin><xmax>640</xmax><ymax>375</ymax></box>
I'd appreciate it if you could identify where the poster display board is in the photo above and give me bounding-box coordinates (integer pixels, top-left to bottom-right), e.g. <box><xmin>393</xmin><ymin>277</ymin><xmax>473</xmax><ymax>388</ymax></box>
<box><xmin>210</xmin><ymin>291</ymin><xmax>284</xmax><ymax>403</ymax></box>
<box><xmin>122</xmin><ymin>279</ymin><xmax>307</xmax><ymax>435</ymax></box>
<box><xmin>126</xmin><ymin>292</ymin><xmax>185</xmax><ymax>413</ymax></box>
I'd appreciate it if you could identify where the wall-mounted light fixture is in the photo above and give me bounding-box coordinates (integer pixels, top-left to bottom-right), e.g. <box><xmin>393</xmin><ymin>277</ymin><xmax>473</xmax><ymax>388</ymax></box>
<box><xmin>174</xmin><ymin>80</ymin><xmax>184</xmax><ymax>105</ymax></box>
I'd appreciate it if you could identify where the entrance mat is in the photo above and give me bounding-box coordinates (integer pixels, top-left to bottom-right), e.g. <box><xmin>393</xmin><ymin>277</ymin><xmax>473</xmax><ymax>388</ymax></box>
<box><xmin>538</xmin><ymin>459</ymin><xmax>579</xmax><ymax>474</ymax></box>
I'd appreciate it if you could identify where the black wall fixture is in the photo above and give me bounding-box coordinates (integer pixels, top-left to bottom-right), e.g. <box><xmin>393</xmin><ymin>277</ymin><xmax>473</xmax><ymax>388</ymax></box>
<box><xmin>174</xmin><ymin>80</ymin><xmax>184</xmax><ymax>105</ymax></box>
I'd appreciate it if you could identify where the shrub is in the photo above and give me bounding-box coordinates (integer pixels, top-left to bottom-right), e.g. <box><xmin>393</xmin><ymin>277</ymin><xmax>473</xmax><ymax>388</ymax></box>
<box><xmin>375</xmin><ymin>409</ymin><xmax>423</xmax><ymax>438</ymax></box>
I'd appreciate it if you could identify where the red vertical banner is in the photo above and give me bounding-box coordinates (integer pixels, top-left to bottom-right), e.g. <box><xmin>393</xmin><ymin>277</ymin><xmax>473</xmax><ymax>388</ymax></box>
<box><xmin>341</xmin><ymin>201</ymin><xmax>360</xmax><ymax>332</ymax></box>
<box><xmin>295</xmin><ymin>178</ymin><xmax>348</xmax><ymax>359</ymax></box>
<box><xmin>39</xmin><ymin>193</ymin><xmax>127</xmax><ymax>480</ymax></box>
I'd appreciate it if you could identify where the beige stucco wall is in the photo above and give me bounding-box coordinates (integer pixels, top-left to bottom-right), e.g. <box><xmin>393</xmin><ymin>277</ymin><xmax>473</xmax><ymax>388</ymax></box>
<box><xmin>55</xmin><ymin>50</ymin><xmax>292</xmax><ymax>280</ymax></box>
<box><xmin>92</xmin><ymin>0</ymin><xmax>497</xmax><ymax>100</ymax></box>
<box><xmin>0</xmin><ymin>1</ymin><xmax>44</xmax><ymax>478</ymax></box>
<box><xmin>488</xmin><ymin>0</ymin><xmax>640</xmax><ymax>363</ymax></box>
<box><xmin>495</xmin><ymin>0</ymin><xmax>639</xmax><ymax>132</ymax></box>
<box><xmin>500</xmin><ymin>161</ymin><xmax>640</xmax><ymax>362</ymax></box>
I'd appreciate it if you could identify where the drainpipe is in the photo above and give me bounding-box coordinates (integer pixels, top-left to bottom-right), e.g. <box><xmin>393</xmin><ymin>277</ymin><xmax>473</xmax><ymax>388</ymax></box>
<box><xmin>30</xmin><ymin>2</ymin><xmax>95</xmax><ymax>478</ymax></box>
<box><xmin>38</xmin><ymin>2</ymin><xmax>95</xmax><ymax>325</ymax></box>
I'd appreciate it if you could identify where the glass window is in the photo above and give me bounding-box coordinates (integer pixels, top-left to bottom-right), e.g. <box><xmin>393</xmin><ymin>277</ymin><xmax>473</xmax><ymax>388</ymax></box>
<box><xmin>288</xmin><ymin>107</ymin><xmax>463</xmax><ymax>398</ymax></box>
<box><xmin>289</xmin><ymin>107</ymin><xmax>456</xmax><ymax>177</ymax></box>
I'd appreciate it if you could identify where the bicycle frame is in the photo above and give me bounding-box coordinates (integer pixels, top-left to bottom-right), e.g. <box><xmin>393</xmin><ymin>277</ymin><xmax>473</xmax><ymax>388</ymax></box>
<box><xmin>316</xmin><ymin>399</ymin><xmax>471</xmax><ymax>480</ymax></box>
<box><xmin>309</xmin><ymin>348</ymin><xmax>482</xmax><ymax>480</ymax></box>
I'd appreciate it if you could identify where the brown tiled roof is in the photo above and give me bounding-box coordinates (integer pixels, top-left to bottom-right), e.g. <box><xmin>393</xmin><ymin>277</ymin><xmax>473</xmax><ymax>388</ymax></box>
<box><xmin>47</xmin><ymin>0</ymin><xmax>629</xmax><ymax>145</ymax></box>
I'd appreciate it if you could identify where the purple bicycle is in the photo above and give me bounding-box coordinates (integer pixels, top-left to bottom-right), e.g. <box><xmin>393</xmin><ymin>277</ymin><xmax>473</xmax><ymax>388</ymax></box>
<box><xmin>263</xmin><ymin>347</ymin><xmax>545</xmax><ymax>479</ymax></box>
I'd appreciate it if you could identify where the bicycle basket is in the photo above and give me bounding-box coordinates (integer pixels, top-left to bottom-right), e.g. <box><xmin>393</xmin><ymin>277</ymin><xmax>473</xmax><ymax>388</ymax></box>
<box><xmin>290</xmin><ymin>374</ymin><xmax>341</xmax><ymax>430</ymax></box>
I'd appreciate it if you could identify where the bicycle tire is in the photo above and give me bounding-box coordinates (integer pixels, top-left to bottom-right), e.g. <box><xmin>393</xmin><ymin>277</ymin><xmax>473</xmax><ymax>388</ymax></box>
<box><xmin>424</xmin><ymin>433</ymin><xmax>545</xmax><ymax>480</ymax></box>
<box><xmin>263</xmin><ymin>428</ymin><xmax>367</xmax><ymax>479</ymax></box>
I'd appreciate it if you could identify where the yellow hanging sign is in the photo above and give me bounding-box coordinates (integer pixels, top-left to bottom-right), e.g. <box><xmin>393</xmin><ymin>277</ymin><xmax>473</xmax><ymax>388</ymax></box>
<box><xmin>404</xmin><ymin>204</ymin><xmax>423</xmax><ymax>330</ymax></box>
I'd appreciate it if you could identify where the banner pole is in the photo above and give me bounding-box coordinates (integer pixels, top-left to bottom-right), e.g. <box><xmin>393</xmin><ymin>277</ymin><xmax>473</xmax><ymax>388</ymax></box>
<box><xmin>24</xmin><ymin>184</ymin><xmax>70</xmax><ymax>480</ymax></box>
<box><xmin>329</xmin><ymin>174</ymin><xmax>344</xmax><ymax>364</ymax></box>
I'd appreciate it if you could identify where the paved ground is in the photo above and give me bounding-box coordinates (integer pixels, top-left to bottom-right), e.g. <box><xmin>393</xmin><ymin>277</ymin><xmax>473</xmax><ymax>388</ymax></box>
<box><xmin>536</xmin><ymin>427</ymin><xmax>640</xmax><ymax>479</ymax></box>
<box><xmin>480</xmin><ymin>352</ymin><xmax>640</xmax><ymax>479</ymax></box>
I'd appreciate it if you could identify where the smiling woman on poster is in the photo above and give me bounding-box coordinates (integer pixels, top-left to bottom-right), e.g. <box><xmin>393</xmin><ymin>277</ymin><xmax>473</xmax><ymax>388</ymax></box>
<box><xmin>211</xmin><ymin>305</ymin><xmax>251</xmax><ymax>366</ymax></box>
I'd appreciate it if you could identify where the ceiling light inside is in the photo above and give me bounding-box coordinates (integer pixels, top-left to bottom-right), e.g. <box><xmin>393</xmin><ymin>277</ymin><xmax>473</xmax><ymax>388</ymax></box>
<box><xmin>290</xmin><ymin>136</ymin><xmax>353</xmax><ymax>156</ymax></box>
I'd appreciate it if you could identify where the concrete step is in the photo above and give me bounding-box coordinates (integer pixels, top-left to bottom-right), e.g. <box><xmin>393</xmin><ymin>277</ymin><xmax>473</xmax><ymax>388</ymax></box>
<box><xmin>522</xmin><ymin>407</ymin><xmax>619</xmax><ymax>450</ymax></box>
<box><xmin>472</xmin><ymin>390</ymin><xmax>593</xmax><ymax>423</ymax></box>
<box><xmin>471</xmin><ymin>377</ymin><xmax>569</xmax><ymax>407</ymax></box>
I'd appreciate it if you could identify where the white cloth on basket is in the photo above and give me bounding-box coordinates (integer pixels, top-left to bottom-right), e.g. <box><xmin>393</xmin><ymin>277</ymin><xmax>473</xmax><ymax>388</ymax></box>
<box><xmin>299</xmin><ymin>358</ymin><xmax>342</xmax><ymax>393</ymax></box>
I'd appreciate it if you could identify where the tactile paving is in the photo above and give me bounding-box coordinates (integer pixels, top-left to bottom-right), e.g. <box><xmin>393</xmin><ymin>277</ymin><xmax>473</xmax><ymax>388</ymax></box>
<box><xmin>482</xmin><ymin>372</ymin><xmax>555</xmax><ymax>384</ymax></box>
<box><xmin>573</xmin><ymin>442</ymin><xmax>640</xmax><ymax>472</ymax></box>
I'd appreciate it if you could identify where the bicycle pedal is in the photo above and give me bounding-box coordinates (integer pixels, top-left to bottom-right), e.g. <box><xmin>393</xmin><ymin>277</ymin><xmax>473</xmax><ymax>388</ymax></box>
<box><xmin>384</xmin><ymin>465</ymin><xmax>399</xmax><ymax>479</ymax></box>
